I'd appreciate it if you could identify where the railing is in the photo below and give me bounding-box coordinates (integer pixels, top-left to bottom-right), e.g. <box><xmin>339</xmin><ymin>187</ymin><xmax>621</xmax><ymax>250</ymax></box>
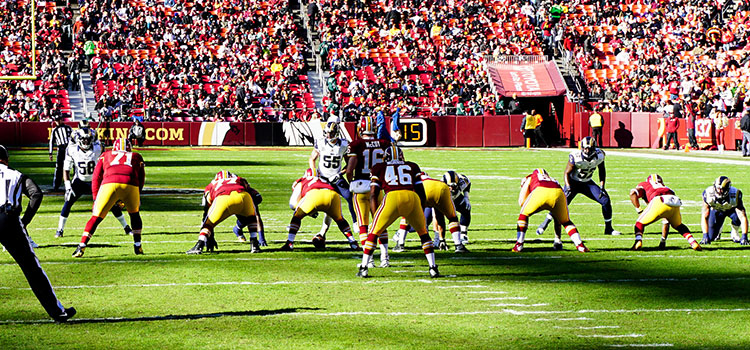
<box><xmin>78</xmin><ymin>73</ymin><xmax>88</xmax><ymax>120</ymax></box>
<box><xmin>486</xmin><ymin>55</ymin><xmax>547</xmax><ymax>65</ymax></box>
<box><xmin>298</xmin><ymin>0</ymin><xmax>326</xmax><ymax>99</ymax></box>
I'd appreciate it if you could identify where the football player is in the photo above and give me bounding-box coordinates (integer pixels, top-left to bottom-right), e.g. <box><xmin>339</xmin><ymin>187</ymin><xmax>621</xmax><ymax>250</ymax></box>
<box><xmin>700</xmin><ymin>176</ymin><xmax>748</xmax><ymax>245</ymax></box>
<box><xmin>346</xmin><ymin>116</ymin><xmax>391</xmax><ymax>266</ymax></box>
<box><xmin>309</xmin><ymin>121</ymin><xmax>357</xmax><ymax>241</ymax></box>
<box><xmin>56</xmin><ymin>130</ymin><xmax>132</xmax><ymax>238</ymax></box>
<box><xmin>281</xmin><ymin>168</ymin><xmax>357</xmax><ymax>251</ymax></box>
<box><xmin>537</xmin><ymin>136</ymin><xmax>620</xmax><ymax>237</ymax></box>
<box><xmin>392</xmin><ymin>172</ymin><xmax>469</xmax><ymax>253</ymax></box>
<box><xmin>442</xmin><ymin>171</ymin><xmax>472</xmax><ymax>244</ymax></box>
<box><xmin>71</xmin><ymin>119</ymin><xmax>98</xmax><ymax>145</ymax></box>
<box><xmin>629</xmin><ymin>174</ymin><xmax>701</xmax><ymax>251</ymax></box>
<box><xmin>515</xmin><ymin>169</ymin><xmax>588</xmax><ymax>253</ymax></box>
<box><xmin>72</xmin><ymin>138</ymin><xmax>145</xmax><ymax>257</ymax></box>
<box><xmin>230</xmin><ymin>188</ymin><xmax>266</xmax><ymax>245</ymax></box>
<box><xmin>187</xmin><ymin>171</ymin><xmax>261</xmax><ymax>254</ymax></box>
<box><xmin>358</xmin><ymin>145</ymin><xmax>440</xmax><ymax>278</ymax></box>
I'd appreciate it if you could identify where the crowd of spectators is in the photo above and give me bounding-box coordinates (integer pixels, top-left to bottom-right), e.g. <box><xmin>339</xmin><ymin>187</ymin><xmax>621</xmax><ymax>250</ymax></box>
<box><xmin>314</xmin><ymin>0</ymin><xmax>543</xmax><ymax>120</ymax></box>
<box><xmin>0</xmin><ymin>0</ymin><xmax>75</xmax><ymax>122</ymax></box>
<box><xmin>551</xmin><ymin>0</ymin><xmax>750</xmax><ymax>118</ymax></box>
<box><xmin>76</xmin><ymin>0</ymin><xmax>315</xmax><ymax>122</ymax></box>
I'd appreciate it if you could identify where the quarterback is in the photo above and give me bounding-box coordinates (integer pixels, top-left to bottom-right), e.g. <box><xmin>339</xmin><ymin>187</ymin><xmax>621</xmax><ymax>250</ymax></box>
<box><xmin>72</xmin><ymin>138</ymin><xmax>145</xmax><ymax>257</ymax></box>
<box><xmin>515</xmin><ymin>169</ymin><xmax>589</xmax><ymax>253</ymax></box>
<box><xmin>629</xmin><ymin>174</ymin><xmax>701</xmax><ymax>251</ymax></box>
<box><xmin>700</xmin><ymin>176</ymin><xmax>748</xmax><ymax>245</ymax></box>
<box><xmin>187</xmin><ymin>171</ymin><xmax>262</xmax><ymax>254</ymax></box>
<box><xmin>358</xmin><ymin>145</ymin><xmax>440</xmax><ymax>278</ymax></box>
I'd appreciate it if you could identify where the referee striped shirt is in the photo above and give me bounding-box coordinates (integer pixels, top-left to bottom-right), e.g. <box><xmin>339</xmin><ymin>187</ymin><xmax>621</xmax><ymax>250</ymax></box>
<box><xmin>49</xmin><ymin>124</ymin><xmax>73</xmax><ymax>154</ymax></box>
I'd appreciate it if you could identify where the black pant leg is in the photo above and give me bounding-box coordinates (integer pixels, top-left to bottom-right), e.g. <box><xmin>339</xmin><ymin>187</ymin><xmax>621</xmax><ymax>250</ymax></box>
<box><xmin>0</xmin><ymin>214</ymin><xmax>66</xmax><ymax>319</ymax></box>
<box><xmin>53</xmin><ymin>146</ymin><xmax>67</xmax><ymax>190</ymax></box>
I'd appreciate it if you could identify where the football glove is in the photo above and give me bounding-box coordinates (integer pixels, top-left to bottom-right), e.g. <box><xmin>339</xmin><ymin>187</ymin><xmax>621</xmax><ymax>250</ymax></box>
<box><xmin>64</xmin><ymin>181</ymin><xmax>74</xmax><ymax>201</ymax></box>
<box><xmin>741</xmin><ymin>234</ymin><xmax>749</xmax><ymax>246</ymax></box>
<box><xmin>635</xmin><ymin>206</ymin><xmax>644</xmax><ymax>214</ymax></box>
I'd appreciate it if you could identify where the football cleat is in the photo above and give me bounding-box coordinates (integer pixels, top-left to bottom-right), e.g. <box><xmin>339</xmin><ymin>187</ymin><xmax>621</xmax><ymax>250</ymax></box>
<box><xmin>460</xmin><ymin>233</ymin><xmax>469</xmax><ymax>245</ymax></box>
<box><xmin>186</xmin><ymin>241</ymin><xmax>205</xmax><ymax>255</ymax></box>
<box><xmin>393</xmin><ymin>244</ymin><xmax>405</xmax><ymax>252</ymax></box>
<box><xmin>55</xmin><ymin>230</ymin><xmax>64</xmax><ymax>238</ymax></box>
<box><xmin>552</xmin><ymin>241</ymin><xmax>563</xmax><ymax>251</ymax></box>
<box><xmin>349</xmin><ymin>241</ymin><xmax>360</xmax><ymax>251</ymax></box>
<box><xmin>134</xmin><ymin>245</ymin><xmax>143</xmax><ymax>255</ymax></box>
<box><xmin>53</xmin><ymin>307</ymin><xmax>77</xmax><ymax>323</ymax></box>
<box><xmin>206</xmin><ymin>235</ymin><xmax>218</xmax><ymax>252</ymax></box>
<box><xmin>454</xmin><ymin>244</ymin><xmax>469</xmax><ymax>253</ymax></box>
<box><xmin>379</xmin><ymin>259</ymin><xmax>390</xmax><ymax>268</ymax></box>
<box><xmin>72</xmin><ymin>246</ymin><xmax>85</xmax><ymax>258</ymax></box>
<box><xmin>124</xmin><ymin>225</ymin><xmax>133</xmax><ymax>236</ymax></box>
<box><xmin>605</xmin><ymin>229</ymin><xmax>621</xmax><ymax>236</ymax></box>
<box><xmin>511</xmin><ymin>242</ymin><xmax>524</xmax><ymax>252</ymax></box>
<box><xmin>438</xmin><ymin>240</ymin><xmax>448</xmax><ymax>251</ymax></box>
<box><xmin>658</xmin><ymin>240</ymin><xmax>667</xmax><ymax>250</ymax></box>
<box><xmin>356</xmin><ymin>264</ymin><xmax>369</xmax><ymax>278</ymax></box>
<box><xmin>631</xmin><ymin>240</ymin><xmax>643</xmax><ymax>251</ymax></box>
<box><xmin>312</xmin><ymin>234</ymin><xmax>326</xmax><ymax>250</ymax></box>
<box><xmin>429</xmin><ymin>265</ymin><xmax>441</xmax><ymax>278</ymax></box>
<box><xmin>691</xmin><ymin>241</ymin><xmax>702</xmax><ymax>251</ymax></box>
<box><xmin>250</xmin><ymin>238</ymin><xmax>262</xmax><ymax>253</ymax></box>
<box><xmin>279</xmin><ymin>242</ymin><xmax>294</xmax><ymax>251</ymax></box>
<box><xmin>366</xmin><ymin>256</ymin><xmax>376</xmax><ymax>269</ymax></box>
<box><xmin>576</xmin><ymin>243</ymin><xmax>589</xmax><ymax>253</ymax></box>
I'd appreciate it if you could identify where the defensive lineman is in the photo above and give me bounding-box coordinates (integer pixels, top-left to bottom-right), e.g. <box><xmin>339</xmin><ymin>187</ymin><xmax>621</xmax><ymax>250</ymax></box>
<box><xmin>309</xmin><ymin>121</ymin><xmax>357</xmax><ymax>240</ymax></box>
<box><xmin>56</xmin><ymin>130</ymin><xmax>133</xmax><ymax>238</ymax></box>
<box><xmin>0</xmin><ymin>145</ymin><xmax>76</xmax><ymax>322</ymax></box>
<box><xmin>700</xmin><ymin>176</ymin><xmax>748</xmax><ymax>245</ymax></box>
<box><xmin>537</xmin><ymin>136</ymin><xmax>620</xmax><ymax>238</ymax></box>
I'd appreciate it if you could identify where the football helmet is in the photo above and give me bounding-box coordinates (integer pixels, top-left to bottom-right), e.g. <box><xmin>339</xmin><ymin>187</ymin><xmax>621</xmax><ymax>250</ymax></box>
<box><xmin>647</xmin><ymin>174</ymin><xmax>664</xmax><ymax>185</ymax></box>
<box><xmin>78</xmin><ymin>119</ymin><xmax>90</xmax><ymax>130</ymax></box>
<box><xmin>384</xmin><ymin>144</ymin><xmax>403</xmax><ymax>162</ymax></box>
<box><xmin>580</xmin><ymin>136</ymin><xmax>596</xmax><ymax>160</ymax></box>
<box><xmin>359</xmin><ymin>116</ymin><xmax>376</xmax><ymax>136</ymax></box>
<box><xmin>112</xmin><ymin>138</ymin><xmax>131</xmax><ymax>152</ymax></box>
<box><xmin>714</xmin><ymin>176</ymin><xmax>731</xmax><ymax>198</ymax></box>
<box><xmin>442</xmin><ymin>170</ymin><xmax>459</xmax><ymax>193</ymax></box>
<box><xmin>324</xmin><ymin>121</ymin><xmax>339</xmax><ymax>142</ymax></box>
<box><xmin>77</xmin><ymin>130</ymin><xmax>93</xmax><ymax>151</ymax></box>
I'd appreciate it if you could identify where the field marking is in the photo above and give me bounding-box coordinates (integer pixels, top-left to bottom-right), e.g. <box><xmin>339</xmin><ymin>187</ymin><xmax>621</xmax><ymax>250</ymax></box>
<box><xmin>603</xmin><ymin>150</ymin><xmax>750</xmax><ymax>167</ymax></box>
<box><xmin>607</xmin><ymin>344</ymin><xmax>674</xmax><ymax>348</ymax></box>
<box><xmin>490</xmin><ymin>303</ymin><xmax>549</xmax><ymax>307</ymax></box>
<box><xmin>502</xmin><ymin>307</ymin><xmax>750</xmax><ymax>316</ymax></box>
<box><xmin>535</xmin><ymin>317</ymin><xmax>593</xmax><ymax>321</ymax></box>
<box><xmin>577</xmin><ymin>334</ymin><xmax>644</xmax><ymax>338</ymax></box>
<box><xmin>554</xmin><ymin>325</ymin><xmax>620</xmax><ymax>330</ymax></box>
<box><xmin>464</xmin><ymin>291</ymin><xmax>508</xmax><ymax>294</ymax></box>
<box><xmin>0</xmin><ymin>257</ymin><xmax>296</xmax><ymax>266</ymax></box>
<box><xmin>436</xmin><ymin>285</ymin><xmax>487</xmax><ymax>289</ymax></box>
<box><xmin>471</xmin><ymin>297</ymin><xmax>528</xmax><ymax>301</ymax></box>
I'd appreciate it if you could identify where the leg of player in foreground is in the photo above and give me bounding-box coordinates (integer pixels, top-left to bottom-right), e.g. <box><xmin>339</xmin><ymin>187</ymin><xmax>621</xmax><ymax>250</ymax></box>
<box><xmin>358</xmin><ymin>191</ymin><xmax>439</xmax><ymax>278</ymax></box>
<box><xmin>631</xmin><ymin>198</ymin><xmax>700</xmax><ymax>251</ymax></box>
<box><xmin>57</xmin><ymin>181</ymin><xmax>132</xmax><ymax>238</ymax></box>
<box><xmin>353</xmin><ymin>190</ymin><xmax>386</xmax><ymax>265</ymax></box>
<box><xmin>188</xmin><ymin>191</ymin><xmax>259</xmax><ymax>254</ymax></box>
<box><xmin>73</xmin><ymin>184</ymin><xmax>143</xmax><ymax>257</ymax></box>
<box><xmin>537</xmin><ymin>182</ymin><xmax>619</xmax><ymax>236</ymax></box>
<box><xmin>281</xmin><ymin>189</ymin><xmax>355</xmax><ymax>251</ymax></box>
<box><xmin>232</xmin><ymin>198</ymin><xmax>265</xmax><ymax>245</ymax></box>
<box><xmin>515</xmin><ymin>187</ymin><xmax>588</xmax><ymax>253</ymax></box>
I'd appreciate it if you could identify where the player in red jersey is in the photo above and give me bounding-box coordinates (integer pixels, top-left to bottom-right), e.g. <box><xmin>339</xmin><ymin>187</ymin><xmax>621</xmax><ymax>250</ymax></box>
<box><xmin>629</xmin><ymin>174</ymin><xmax>701</xmax><ymax>251</ymax></box>
<box><xmin>346</xmin><ymin>116</ymin><xmax>391</xmax><ymax>266</ymax></box>
<box><xmin>281</xmin><ymin>168</ymin><xmax>356</xmax><ymax>251</ymax></box>
<box><xmin>186</xmin><ymin>171</ymin><xmax>261</xmax><ymax>254</ymax></box>
<box><xmin>357</xmin><ymin>144</ymin><xmax>440</xmax><ymax>278</ymax></box>
<box><xmin>515</xmin><ymin>169</ymin><xmax>588</xmax><ymax>253</ymax></box>
<box><xmin>72</xmin><ymin>138</ymin><xmax>145</xmax><ymax>257</ymax></box>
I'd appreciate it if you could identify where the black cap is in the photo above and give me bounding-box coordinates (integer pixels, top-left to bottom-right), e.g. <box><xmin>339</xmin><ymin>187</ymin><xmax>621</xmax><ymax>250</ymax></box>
<box><xmin>0</xmin><ymin>145</ymin><xmax>8</xmax><ymax>161</ymax></box>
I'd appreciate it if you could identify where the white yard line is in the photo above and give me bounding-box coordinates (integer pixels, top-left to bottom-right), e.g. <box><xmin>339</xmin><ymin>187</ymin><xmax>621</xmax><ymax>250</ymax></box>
<box><xmin>554</xmin><ymin>325</ymin><xmax>620</xmax><ymax>330</ymax></box>
<box><xmin>436</xmin><ymin>285</ymin><xmax>488</xmax><ymax>289</ymax></box>
<box><xmin>607</xmin><ymin>344</ymin><xmax>674</xmax><ymax>348</ymax></box>
<box><xmin>471</xmin><ymin>297</ymin><xmax>528</xmax><ymax>301</ymax></box>
<box><xmin>535</xmin><ymin>317</ymin><xmax>593</xmax><ymax>321</ymax></box>
<box><xmin>503</xmin><ymin>307</ymin><xmax>750</xmax><ymax>316</ymax></box>
<box><xmin>464</xmin><ymin>291</ymin><xmax>508</xmax><ymax>294</ymax></box>
<box><xmin>490</xmin><ymin>303</ymin><xmax>549</xmax><ymax>307</ymax></box>
<box><xmin>578</xmin><ymin>334</ymin><xmax>644</xmax><ymax>338</ymax></box>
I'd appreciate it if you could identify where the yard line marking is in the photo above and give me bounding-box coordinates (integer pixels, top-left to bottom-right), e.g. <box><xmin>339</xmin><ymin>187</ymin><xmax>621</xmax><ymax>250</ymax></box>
<box><xmin>535</xmin><ymin>317</ymin><xmax>593</xmax><ymax>321</ymax></box>
<box><xmin>436</xmin><ymin>285</ymin><xmax>487</xmax><ymax>289</ymax></box>
<box><xmin>578</xmin><ymin>334</ymin><xmax>644</xmax><ymax>338</ymax></box>
<box><xmin>0</xmin><ymin>257</ymin><xmax>295</xmax><ymax>266</ymax></box>
<box><xmin>471</xmin><ymin>297</ymin><xmax>528</xmax><ymax>301</ymax></box>
<box><xmin>554</xmin><ymin>326</ymin><xmax>620</xmax><ymax>330</ymax></box>
<box><xmin>465</xmin><ymin>291</ymin><xmax>508</xmax><ymax>294</ymax></box>
<box><xmin>607</xmin><ymin>344</ymin><xmax>674</xmax><ymax>348</ymax></box>
<box><xmin>490</xmin><ymin>303</ymin><xmax>549</xmax><ymax>307</ymax></box>
<box><xmin>503</xmin><ymin>307</ymin><xmax>750</xmax><ymax>315</ymax></box>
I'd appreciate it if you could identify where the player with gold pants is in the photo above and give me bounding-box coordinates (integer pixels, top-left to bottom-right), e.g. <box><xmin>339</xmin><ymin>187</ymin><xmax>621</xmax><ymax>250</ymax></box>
<box><xmin>205</xmin><ymin>190</ymin><xmax>257</xmax><ymax>228</ymax></box>
<box><xmin>284</xmin><ymin>189</ymin><xmax>354</xmax><ymax>249</ymax></box>
<box><xmin>396</xmin><ymin>180</ymin><xmax>465</xmax><ymax>252</ymax></box>
<box><xmin>515</xmin><ymin>187</ymin><xmax>587</xmax><ymax>253</ymax></box>
<box><xmin>636</xmin><ymin>196</ymin><xmax>682</xmax><ymax>227</ymax></box>
<box><xmin>370</xmin><ymin>190</ymin><xmax>427</xmax><ymax>237</ymax></box>
<box><xmin>92</xmin><ymin>183</ymin><xmax>141</xmax><ymax>217</ymax></box>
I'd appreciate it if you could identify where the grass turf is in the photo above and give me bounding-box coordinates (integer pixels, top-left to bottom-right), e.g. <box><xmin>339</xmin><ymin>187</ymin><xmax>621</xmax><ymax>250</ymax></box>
<box><xmin>1</xmin><ymin>147</ymin><xmax>749</xmax><ymax>349</ymax></box>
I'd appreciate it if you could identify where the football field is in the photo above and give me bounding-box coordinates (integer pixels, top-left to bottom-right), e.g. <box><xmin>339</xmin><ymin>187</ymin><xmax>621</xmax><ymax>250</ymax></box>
<box><xmin>1</xmin><ymin>147</ymin><xmax>749</xmax><ymax>349</ymax></box>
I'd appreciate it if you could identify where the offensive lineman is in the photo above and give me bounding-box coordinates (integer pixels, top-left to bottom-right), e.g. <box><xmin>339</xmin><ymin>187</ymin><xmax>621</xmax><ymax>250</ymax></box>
<box><xmin>346</xmin><ymin>116</ymin><xmax>391</xmax><ymax>267</ymax></box>
<box><xmin>72</xmin><ymin>138</ymin><xmax>145</xmax><ymax>257</ymax></box>
<box><xmin>187</xmin><ymin>171</ymin><xmax>262</xmax><ymax>254</ymax></box>
<box><xmin>700</xmin><ymin>176</ymin><xmax>748</xmax><ymax>245</ymax></box>
<box><xmin>309</xmin><ymin>121</ymin><xmax>357</xmax><ymax>242</ymax></box>
<box><xmin>537</xmin><ymin>136</ymin><xmax>620</xmax><ymax>237</ymax></box>
<box><xmin>630</xmin><ymin>174</ymin><xmax>701</xmax><ymax>251</ymax></box>
<box><xmin>358</xmin><ymin>145</ymin><xmax>440</xmax><ymax>278</ymax></box>
<box><xmin>55</xmin><ymin>130</ymin><xmax>132</xmax><ymax>238</ymax></box>
<box><xmin>515</xmin><ymin>169</ymin><xmax>589</xmax><ymax>253</ymax></box>
<box><xmin>281</xmin><ymin>169</ymin><xmax>358</xmax><ymax>250</ymax></box>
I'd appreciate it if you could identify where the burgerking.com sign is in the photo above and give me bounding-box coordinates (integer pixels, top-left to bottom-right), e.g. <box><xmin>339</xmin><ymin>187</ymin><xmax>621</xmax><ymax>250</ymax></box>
<box><xmin>48</xmin><ymin>126</ymin><xmax>185</xmax><ymax>141</ymax></box>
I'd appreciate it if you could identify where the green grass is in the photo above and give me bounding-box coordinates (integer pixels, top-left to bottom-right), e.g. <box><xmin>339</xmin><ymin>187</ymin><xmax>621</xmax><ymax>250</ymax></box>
<box><xmin>2</xmin><ymin>147</ymin><xmax>750</xmax><ymax>349</ymax></box>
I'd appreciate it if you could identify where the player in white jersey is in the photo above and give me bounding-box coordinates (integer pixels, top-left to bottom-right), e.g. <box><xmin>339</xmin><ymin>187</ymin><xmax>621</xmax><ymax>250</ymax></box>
<box><xmin>308</xmin><ymin>121</ymin><xmax>357</xmax><ymax>245</ymax></box>
<box><xmin>537</xmin><ymin>136</ymin><xmax>619</xmax><ymax>247</ymax></box>
<box><xmin>700</xmin><ymin>176</ymin><xmax>748</xmax><ymax>245</ymax></box>
<box><xmin>55</xmin><ymin>129</ymin><xmax>132</xmax><ymax>238</ymax></box>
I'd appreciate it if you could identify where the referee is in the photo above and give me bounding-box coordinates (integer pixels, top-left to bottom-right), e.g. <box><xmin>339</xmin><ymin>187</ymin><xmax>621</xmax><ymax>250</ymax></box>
<box><xmin>0</xmin><ymin>145</ymin><xmax>76</xmax><ymax>322</ymax></box>
<box><xmin>49</xmin><ymin>116</ymin><xmax>73</xmax><ymax>191</ymax></box>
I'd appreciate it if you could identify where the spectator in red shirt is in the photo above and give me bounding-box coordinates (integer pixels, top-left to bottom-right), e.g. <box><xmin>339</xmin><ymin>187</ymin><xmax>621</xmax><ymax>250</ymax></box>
<box><xmin>664</xmin><ymin>112</ymin><xmax>680</xmax><ymax>150</ymax></box>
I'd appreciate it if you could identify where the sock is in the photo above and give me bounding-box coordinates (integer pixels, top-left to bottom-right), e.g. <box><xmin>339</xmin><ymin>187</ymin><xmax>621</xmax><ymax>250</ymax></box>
<box><xmin>380</xmin><ymin>243</ymin><xmax>389</xmax><ymax>262</ymax></box>
<box><xmin>352</xmin><ymin>223</ymin><xmax>359</xmax><ymax>234</ymax></box>
<box><xmin>132</xmin><ymin>229</ymin><xmax>142</xmax><ymax>244</ymax></box>
<box><xmin>335</xmin><ymin>219</ymin><xmax>354</xmax><ymax>241</ymax></box>
<box><xmin>419</xmin><ymin>234</ymin><xmax>435</xmax><ymax>266</ymax></box>
<box><xmin>554</xmin><ymin>237</ymin><xmax>562</xmax><ymax>244</ymax></box>
<box><xmin>359</xmin><ymin>232</ymin><xmax>369</xmax><ymax>246</ymax></box>
<box><xmin>57</xmin><ymin>216</ymin><xmax>67</xmax><ymax>231</ymax></box>
<box><xmin>359</xmin><ymin>226</ymin><xmax>368</xmax><ymax>240</ymax></box>
<box><xmin>287</xmin><ymin>216</ymin><xmax>301</xmax><ymax>243</ymax></box>
<box><xmin>115</xmin><ymin>214</ymin><xmax>128</xmax><ymax>229</ymax></box>
<box><xmin>661</xmin><ymin>236</ymin><xmax>667</xmax><ymax>243</ymax></box>
<box><xmin>516</xmin><ymin>214</ymin><xmax>528</xmax><ymax>243</ymax></box>
<box><xmin>635</xmin><ymin>222</ymin><xmax>645</xmax><ymax>235</ymax></box>
<box><xmin>361</xmin><ymin>252</ymin><xmax>373</xmax><ymax>267</ymax></box>
<box><xmin>319</xmin><ymin>215</ymin><xmax>332</xmax><ymax>236</ymax></box>
<box><xmin>460</xmin><ymin>225</ymin><xmax>468</xmax><ymax>234</ymax></box>
<box><xmin>635</xmin><ymin>234</ymin><xmax>643</xmax><ymax>241</ymax></box>
<box><xmin>425</xmin><ymin>251</ymin><xmax>436</xmax><ymax>267</ymax></box>
<box><xmin>682</xmin><ymin>232</ymin><xmax>697</xmax><ymax>245</ymax></box>
<box><xmin>79</xmin><ymin>232</ymin><xmax>91</xmax><ymax>247</ymax></box>
<box><xmin>563</xmin><ymin>222</ymin><xmax>582</xmax><ymax>246</ymax></box>
<box><xmin>448</xmin><ymin>221</ymin><xmax>460</xmax><ymax>245</ymax></box>
<box><xmin>731</xmin><ymin>225</ymin><xmax>741</xmax><ymax>239</ymax></box>
<box><xmin>604</xmin><ymin>218</ymin><xmax>613</xmax><ymax>231</ymax></box>
<box><xmin>397</xmin><ymin>229</ymin><xmax>407</xmax><ymax>245</ymax></box>
<box><xmin>362</xmin><ymin>233</ymin><xmax>378</xmax><ymax>255</ymax></box>
<box><xmin>378</xmin><ymin>232</ymin><xmax>388</xmax><ymax>246</ymax></box>
<box><xmin>198</xmin><ymin>232</ymin><xmax>208</xmax><ymax>242</ymax></box>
